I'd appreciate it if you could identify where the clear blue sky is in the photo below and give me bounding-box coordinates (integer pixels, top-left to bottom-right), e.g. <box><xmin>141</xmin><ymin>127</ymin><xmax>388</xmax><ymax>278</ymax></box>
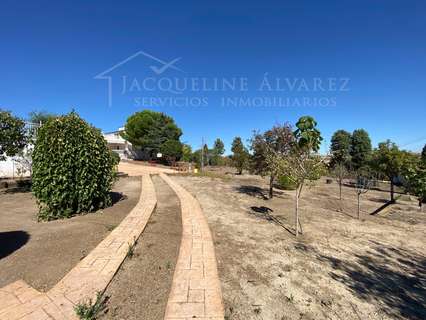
<box><xmin>1</xmin><ymin>0</ymin><xmax>425</xmax><ymax>154</ymax></box>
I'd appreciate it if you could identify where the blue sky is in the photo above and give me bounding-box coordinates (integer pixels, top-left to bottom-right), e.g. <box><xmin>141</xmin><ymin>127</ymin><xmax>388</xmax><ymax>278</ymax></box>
<box><xmin>1</xmin><ymin>0</ymin><xmax>425</xmax><ymax>154</ymax></box>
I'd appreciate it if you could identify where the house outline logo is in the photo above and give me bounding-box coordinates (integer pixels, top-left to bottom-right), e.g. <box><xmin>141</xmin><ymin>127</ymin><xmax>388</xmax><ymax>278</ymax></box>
<box><xmin>94</xmin><ymin>50</ymin><xmax>183</xmax><ymax>107</ymax></box>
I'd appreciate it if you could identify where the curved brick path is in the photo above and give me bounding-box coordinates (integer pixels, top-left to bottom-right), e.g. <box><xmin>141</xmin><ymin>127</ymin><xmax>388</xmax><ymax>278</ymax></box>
<box><xmin>0</xmin><ymin>174</ymin><xmax>156</xmax><ymax>320</ymax></box>
<box><xmin>160</xmin><ymin>174</ymin><xmax>225</xmax><ymax>320</ymax></box>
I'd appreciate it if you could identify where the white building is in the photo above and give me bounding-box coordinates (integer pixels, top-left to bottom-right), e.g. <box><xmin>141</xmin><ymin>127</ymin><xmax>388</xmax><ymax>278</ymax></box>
<box><xmin>0</xmin><ymin>122</ymin><xmax>38</xmax><ymax>178</ymax></box>
<box><xmin>0</xmin><ymin>125</ymin><xmax>136</xmax><ymax>178</ymax></box>
<box><xmin>102</xmin><ymin>127</ymin><xmax>136</xmax><ymax>160</ymax></box>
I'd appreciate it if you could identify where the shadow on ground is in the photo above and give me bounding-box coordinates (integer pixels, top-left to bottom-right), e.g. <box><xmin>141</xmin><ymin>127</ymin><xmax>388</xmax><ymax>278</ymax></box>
<box><xmin>248</xmin><ymin>206</ymin><xmax>296</xmax><ymax>236</ymax></box>
<box><xmin>110</xmin><ymin>191</ymin><xmax>127</xmax><ymax>205</ymax></box>
<box><xmin>235</xmin><ymin>185</ymin><xmax>287</xmax><ymax>200</ymax></box>
<box><xmin>315</xmin><ymin>241</ymin><xmax>426</xmax><ymax>320</ymax></box>
<box><xmin>236</xmin><ymin>185</ymin><xmax>269</xmax><ymax>200</ymax></box>
<box><xmin>0</xmin><ymin>231</ymin><xmax>30</xmax><ymax>259</ymax></box>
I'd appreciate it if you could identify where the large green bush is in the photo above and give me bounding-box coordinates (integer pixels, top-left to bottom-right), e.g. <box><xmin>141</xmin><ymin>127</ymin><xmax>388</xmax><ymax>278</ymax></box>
<box><xmin>32</xmin><ymin>112</ymin><xmax>117</xmax><ymax>220</ymax></box>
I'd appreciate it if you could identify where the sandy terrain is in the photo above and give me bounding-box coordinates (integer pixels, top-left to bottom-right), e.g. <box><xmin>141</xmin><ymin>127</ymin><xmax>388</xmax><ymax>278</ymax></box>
<box><xmin>0</xmin><ymin>176</ymin><xmax>141</xmax><ymax>291</ymax></box>
<box><xmin>172</xmin><ymin>173</ymin><xmax>426</xmax><ymax>320</ymax></box>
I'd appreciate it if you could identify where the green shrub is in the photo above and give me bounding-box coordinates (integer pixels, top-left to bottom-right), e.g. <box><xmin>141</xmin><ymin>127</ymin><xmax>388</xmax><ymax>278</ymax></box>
<box><xmin>277</xmin><ymin>175</ymin><xmax>297</xmax><ymax>190</ymax></box>
<box><xmin>32</xmin><ymin>112</ymin><xmax>116</xmax><ymax>221</ymax></box>
<box><xmin>111</xmin><ymin>151</ymin><xmax>120</xmax><ymax>164</ymax></box>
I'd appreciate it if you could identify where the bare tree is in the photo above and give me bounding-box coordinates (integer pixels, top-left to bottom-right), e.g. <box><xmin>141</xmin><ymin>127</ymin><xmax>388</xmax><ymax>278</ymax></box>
<box><xmin>331</xmin><ymin>163</ymin><xmax>349</xmax><ymax>200</ymax></box>
<box><xmin>355</xmin><ymin>175</ymin><xmax>372</xmax><ymax>219</ymax></box>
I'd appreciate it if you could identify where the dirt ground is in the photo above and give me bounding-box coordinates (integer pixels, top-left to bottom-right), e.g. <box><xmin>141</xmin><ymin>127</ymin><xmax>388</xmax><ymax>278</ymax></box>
<box><xmin>100</xmin><ymin>174</ymin><xmax>182</xmax><ymax>320</ymax></box>
<box><xmin>172</xmin><ymin>173</ymin><xmax>426</xmax><ymax>320</ymax></box>
<box><xmin>0</xmin><ymin>176</ymin><xmax>141</xmax><ymax>291</ymax></box>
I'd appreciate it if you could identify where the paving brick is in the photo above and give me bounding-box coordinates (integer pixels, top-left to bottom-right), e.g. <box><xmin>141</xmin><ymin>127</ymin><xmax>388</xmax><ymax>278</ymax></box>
<box><xmin>188</xmin><ymin>289</ymin><xmax>205</xmax><ymax>303</ymax></box>
<box><xmin>161</xmin><ymin>174</ymin><xmax>224</xmax><ymax>320</ymax></box>
<box><xmin>0</xmin><ymin>173</ymin><xmax>157</xmax><ymax>320</ymax></box>
<box><xmin>165</xmin><ymin>302</ymin><xmax>204</xmax><ymax>318</ymax></box>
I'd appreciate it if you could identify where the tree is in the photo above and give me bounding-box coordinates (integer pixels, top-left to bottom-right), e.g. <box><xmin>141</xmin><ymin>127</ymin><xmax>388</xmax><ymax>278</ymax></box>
<box><xmin>350</xmin><ymin>129</ymin><xmax>372</xmax><ymax>170</ymax></box>
<box><xmin>160</xmin><ymin>139</ymin><xmax>183</xmax><ymax>164</ymax></box>
<box><xmin>191</xmin><ymin>146</ymin><xmax>209</xmax><ymax>169</ymax></box>
<box><xmin>32</xmin><ymin>112</ymin><xmax>117</xmax><ymax>220</ymax></box>
<box><xmin>121</xmin><ymin>110</ymin><xmax>182</xmax><ymax>159</ymax></box>
<box><xmin>181</xmin><ymin>144</ymin><xmax>192</xmax><ymax>162</ymax></box>
<box><xmin>329</xmin><ymin>130</ymin><xmax>352</xmax><ymax>200</ymax></box>
<box><xmin>0</xmin><ymin>110</ymin><xmax>27</xmax><ymax>161</ymax></box>
<box><xmin>211</xmin><ymin>138</ymin><xmax>225</xmax><ymax>165</ymax></box>
<box><xmin>231</xmin><ymin>137</ymin><xmax>249</xmax><ymax>175</ymax></box>
<box><xmin>202</xmin><ymin>143</ymin><xmax>210</xmax><ymax>167</ymax></box>
<box><xmin>330</xmin><ymin>130</ymin><xmax>351</xmax><ymax>166</ymax></box>
<box><xmin>422</xmin><ymin>144</ymin><xmax>426</xmax><ymax>164</ymax></box>
<box><xmin>275</xmin><ymin>116</ymin><xmax>323</xmax><ymax>237</ymax></box>
<box><xmin>355</xmin><ymin>174</ymin><xmax>373</xmax><ymax>219</ymax></box>
<box><xmin>29</xmin><ymin>111</ymin><xmax>57</xmax><ymax>124</ymax></box>
<box><xmin>250</xmin><ymin>124</ymin><xmax>294</xmax><ymax>198</ymax></box>
<box><xmin>372</xmin><ymin>140</ymin><xmax>405</xmax><ymax>202</ymax></box>
<box><xmin>404</xmin><ymin>164</ymin><xmax>426</xmax><ymax>211</ymax></box>
<box><xmin>330</xmin><ymin>165</ymin><xmax>349</xmax><ymax>200</ymax></box>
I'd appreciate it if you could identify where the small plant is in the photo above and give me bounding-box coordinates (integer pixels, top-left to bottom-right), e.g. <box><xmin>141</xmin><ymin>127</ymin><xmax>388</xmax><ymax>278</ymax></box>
<box><xmin>105</xmin><ymin>224</ymin><xmax>116</xmax><ymax>232</ymax></box>
<box><xmin>166</xmin><ymin>261</ymin><xmax>172</xmax><ymax>270</ymax></box>
<box><xmin>74</xmin><ymin>292</ymin><xmax>107</xmax><ymax>320</ymax></box>
<box><xmin>126</xmin><ymin>238</ymin><xmax>137</xmax><ymax>259</ymax></box>
<box><xmin>253</xmin><ymin>307</ymin><xmax>262</xmax><ymax>314</ymax></box>
<box><xmin>286</xmin><ymin>294</ymin><xmax>294</xmax><ymax>303</ymax></box>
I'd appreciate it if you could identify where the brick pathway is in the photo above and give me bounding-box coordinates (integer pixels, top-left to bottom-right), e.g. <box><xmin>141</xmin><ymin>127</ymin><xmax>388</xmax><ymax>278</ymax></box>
<box><xmin>160</xmin><ymin>174</ymin><xmax>225</xmax><ymax>320</ymax></box>
<box><xmin>0</xmin><ymin>174</ymin><xmax>157</xmax><ymax>320</ymax></box>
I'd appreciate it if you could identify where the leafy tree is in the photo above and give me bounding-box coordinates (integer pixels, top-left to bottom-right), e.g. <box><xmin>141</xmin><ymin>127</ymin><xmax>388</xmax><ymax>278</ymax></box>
<box><xmin>231</xmin><ymin>137</ymin><xmax>249</xmax><ymax>175</ymax></box>
<box><xmin>211</xmin><ymin>138</ymin><xmax>225</xmax><ymax>165</ymax></box>
<box><xmin>29</xmin><ymin>110</ymin><xmax>57</xmax><ymax>124</ymax></box>
<box><xmin>121</xmin><ymin>110</ymin><xmax>182</xmax><ymax>159</ymax></box>
<box><xmin>329</xmin><ymin>130</ymin><xmax>352</xmax><ymax>199</ymax></box>
<box><xmin>32</xmin><ymin>112</ymin><xmax>117</xmax><ymax>220</ymax></box>
<box><xmin>275</xmin><ymin>116</ymin><xmax>323</xmax><ymax>237</ymax></box>
<box><xmin>250</xmin><ymin>124</ymin><xmax>294</xmax><ymax>198</ymax></box>
<box><xmin>422</xmin><ymin>144</ymin><xmax>426</xmax><ymax>164</ymax></box>
<box><xmin>181</xmin><ymin>144</ymin><xmax>192</xmax><ymax>162</ymax></box>
<box><xmin>330</xmin><ymin>130</ymin><xmax>351</xmax><ymax>166</ymax></box>
<box><xmin>192</xmin><ymin>144</ymin><xmax>209</xmax><ymax>168</ymax></box>
<box><xmin>160</xmin><ymin>139</ymin><xmax>183</xmax><ymax>164</ymax></box>
<box><xmin>372</xmin><ymin>140</ymin><xmax>406</xmax><ymax>202</ymax></box>
<box><xmin>0</xmin><ymin>110</ymin><xmax>27</xmax><ymax>161</ymax></box>
<box><xmin>191</xmin><ymin>149</ymin><xmax>201</xmax><ymax>167</ymax></box>
<box><xmin>404</xmin><ymin>163</ymin><xmax>426</xmax><ymax>211</ymax></box>
<box><xmin>350</xmin><ymin>129</ymin><xmax>372</xmax><ymax>170</ymax></box>
<box><xmin>203</xmin><ymin>143</ymin><xmax>209</xmax><ymax>166</ymax></box>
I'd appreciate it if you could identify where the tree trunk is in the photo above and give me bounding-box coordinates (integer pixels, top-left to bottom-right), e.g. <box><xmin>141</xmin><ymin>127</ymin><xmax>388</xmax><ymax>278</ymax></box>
<box><xmin>357</xmin><ymin>193</ymin><xmax>361</xmax><ymax>220</ymax></box>
<box><xmin>390</xmin><ymin>179</ymin><xmax>395</xmax><ymax>203</ymax></box>
<box><xmin>338</xmin><ymin>165</ymin><xmax>343</xmax><ymax>200</ymax></box>
<box><xmin>269</xmin><ymin>174</ymin><xmax>274</xmax><ymax>199</ymax></box>
<box><xmin>295</xmin><ymin>187</ymin><xmax>300</xmax><ymax>237</ymax></box>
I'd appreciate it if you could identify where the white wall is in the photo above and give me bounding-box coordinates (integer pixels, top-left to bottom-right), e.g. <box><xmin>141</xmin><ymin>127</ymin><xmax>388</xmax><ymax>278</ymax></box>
<box><xmin>0</xmin><ymin>146</ymin><xmax>33</xmax><ymax>178</ymax></box>
<box><xmin>0</xmin><ymin>157</ymin><xmax>31</xmax><ymax>178</ymax></box>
